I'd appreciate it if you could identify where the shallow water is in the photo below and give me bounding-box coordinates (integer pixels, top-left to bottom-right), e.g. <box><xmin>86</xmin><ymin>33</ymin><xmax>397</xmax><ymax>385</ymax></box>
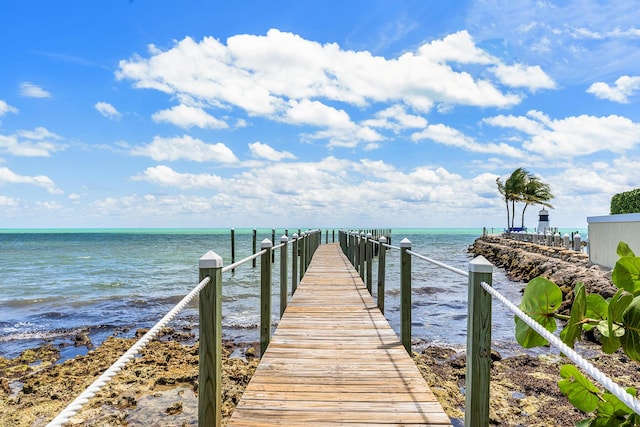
<box><xmin>0</xmin><ymin>228</ymin><xmax>528</xmax><ymax>359</ymax></box>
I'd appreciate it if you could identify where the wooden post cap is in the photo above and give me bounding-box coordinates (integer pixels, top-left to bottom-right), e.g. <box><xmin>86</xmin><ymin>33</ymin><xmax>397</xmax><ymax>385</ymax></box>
<box><xmin>261</xmin><ymin>238</ymin><xmax>273</xmax><ymax>249</ymax></box>
<box><xmin>469</xmin><ymin>255</ymin><xmax>493</xmax><ymax>273</ymax></box>
<box><xmin>199</xmin><ymin>250</ymin><xmax>223</xmax><ymax>268</ymax></box>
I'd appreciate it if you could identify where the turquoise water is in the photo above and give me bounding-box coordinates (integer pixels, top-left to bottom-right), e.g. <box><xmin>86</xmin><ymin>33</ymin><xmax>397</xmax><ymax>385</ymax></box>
<box><xmin>0</xmin><ymin>228</ymin><xmax>528</xmax><ymax>359</ymax></box>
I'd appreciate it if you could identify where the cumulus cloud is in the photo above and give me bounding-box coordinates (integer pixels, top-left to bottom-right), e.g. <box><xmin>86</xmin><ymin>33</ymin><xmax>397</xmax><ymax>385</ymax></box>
<box><xmin>363</xmin><ymin>105</ymin><xmax>427</xmax><ymax>132</ymax></box>
<box><xmin>116</xmin><ymin>29</ymin><xmax>544</xmax><ymax>148</ymax></box>
<box><xmin>417</xmin><ymin>30</ymin><xmax>496</xmax><ymax>64</ymax></box>
<box><xmin>130</xmin><ymin>135</ymin><xmax>238</xmax><ymax>163</ymax></box>
<box><xmin>132</xmin><ymin>165</ymin><xmax>223</xmax><ymax>189</ymax></box>
<box><xmin>491</xmin><ymin>63</ymin><xmax>556</xmax><ymax>91</ymax></box>
<box><xmin>0</xmin><ymin>127</ymin><xmax>65</xmax><ymax>157</ymax></box>
<box><xmin>0</xmin><ymin>100</ymin><xmax>18</xmax><ymax>116</ymax></box>
<box><xmin>587</xmin><ymin>75</ymin><xmax>640</xmax><ymax>103</ymax></box>
<box><xmin>95</xmin><ymin>102</ymin><xmax>122</xmax><ymax>119</ymax></box>
<box><xmin>411</xmin><ymin>123</ymin><xmax>526</xmax><ymax>158</ymax></box>
<box><xmin>152</xmin><ymin>104</ymin><xmax>228</xmax><ymax>129</ymax></box>
<box><xmin>0</xmin><ymin>195</ymin><xmax>18</xmax><ymax>207</ymax></box>
<box><xmin>0</xmin><ymin>166</ymin><xmax>61</xmax><ymax>194</ymax></box>
<box><xmin>19</xmin><ymin>82</ymin><xmax>51</xmax><ymax>98</ymax></box>
<box><xmin>485</xmin><ymin>110</ymin><xmax>640</xmax><ymax>157</ymax></box>
<box><xmin>249</xmin><ymin>141</ymin><xmax>296</xmax><ymax>161</ymax></box>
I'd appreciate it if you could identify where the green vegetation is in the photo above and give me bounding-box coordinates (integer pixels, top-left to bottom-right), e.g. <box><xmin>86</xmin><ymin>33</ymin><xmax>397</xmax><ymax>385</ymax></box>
<box><xmin>516</xmin><ymin>242</ymin><xmax>640</xmax><ymax>425</ymax></box>
<box><xmin>496</xmin><ymin>168</ymin><xmax>554</xmax><ymax>231</ymax></box>
<box><xmin>611</xmin><ymin>188</ymin><xmax>640</xmax><ymax>215</ymax></box>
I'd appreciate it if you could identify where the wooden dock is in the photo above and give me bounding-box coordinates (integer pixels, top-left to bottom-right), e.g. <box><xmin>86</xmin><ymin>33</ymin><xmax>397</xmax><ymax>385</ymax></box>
<box><xmin>227</xmin><ymin>243</ymin><xmax>452</xmax><ymax>426</ymax></box>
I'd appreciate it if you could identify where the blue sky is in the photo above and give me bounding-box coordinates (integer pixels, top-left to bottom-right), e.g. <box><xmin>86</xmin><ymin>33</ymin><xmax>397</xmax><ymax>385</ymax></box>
<box><xmin>1</xmin><ymin>1</ymin><xmax>639</xmax><ymax>229</ymax></box>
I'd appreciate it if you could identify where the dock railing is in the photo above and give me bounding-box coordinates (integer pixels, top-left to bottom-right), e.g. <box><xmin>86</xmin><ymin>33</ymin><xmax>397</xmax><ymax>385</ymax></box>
<box><xmin>47</xmin><ymin>229</ymin><xmax>324</xmax><ymax>427</ymax></box>
<box><xmin>339</xmin><ymin>229</ymin><xmax>640</xmax><ymax>427</ymax></box>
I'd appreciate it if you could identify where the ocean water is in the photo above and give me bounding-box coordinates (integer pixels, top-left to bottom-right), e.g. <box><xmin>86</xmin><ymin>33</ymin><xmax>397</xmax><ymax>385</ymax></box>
<box><xmin>0</xmin><ymin>228</ymin><xmax>528</xmax><ymax>359</ymax></box>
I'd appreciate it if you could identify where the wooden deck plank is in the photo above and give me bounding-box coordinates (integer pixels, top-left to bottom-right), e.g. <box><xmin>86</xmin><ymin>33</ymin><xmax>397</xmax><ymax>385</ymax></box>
<box><xmin>227</xmin><ymin>243</ymin><xmax>452</xmax><ymax>426</ymax></box>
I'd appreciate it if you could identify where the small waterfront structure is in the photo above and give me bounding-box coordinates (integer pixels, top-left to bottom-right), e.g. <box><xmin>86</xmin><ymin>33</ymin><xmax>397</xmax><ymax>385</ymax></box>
<box><xmin>537</xmin><ymin>208</ymin><xmax>550</xmax><ymax>234</ymax></box>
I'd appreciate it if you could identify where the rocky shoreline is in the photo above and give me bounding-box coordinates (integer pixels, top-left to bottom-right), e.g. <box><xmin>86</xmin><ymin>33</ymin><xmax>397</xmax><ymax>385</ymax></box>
<box><xmin>470</xmin><ymin>234</ymin><xmax>617</xmax><ymax>313</ymax></box>
<box><xmin>1</xmin><ymin>238</ymin><xmax>636</xmax><ymax>426</ymax></box>
<box><xmin>2</xmin><ymin>332</ymin><xmax>637</xmax><ymax>426</ymax></box>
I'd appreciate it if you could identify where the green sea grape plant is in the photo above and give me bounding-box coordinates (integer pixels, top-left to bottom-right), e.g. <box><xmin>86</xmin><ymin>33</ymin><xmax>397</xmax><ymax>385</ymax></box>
<box><xmin>515</xmin><ymin>241</ymin><xmax>640</xmax><ymax>426</ymax></box>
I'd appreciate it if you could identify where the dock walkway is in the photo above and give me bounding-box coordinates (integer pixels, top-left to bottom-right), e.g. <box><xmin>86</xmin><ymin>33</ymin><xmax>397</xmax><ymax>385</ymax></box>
<box><xmin>228</xmin><ymin>243</ymin><xmax>452</xmax><ymax>426</ymax></box>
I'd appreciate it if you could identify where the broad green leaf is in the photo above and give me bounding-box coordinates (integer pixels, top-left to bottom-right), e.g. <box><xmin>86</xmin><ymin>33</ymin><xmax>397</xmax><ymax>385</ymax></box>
<box><xmin>561</xmin><ymin>282</ymin><xmax>587</xmax><ymax>348</ymax></box>
<box><xmin>558</xmin><ymin>364</ymin><xmax>600</xmax><ymax>413</ymax></box>
<box><xmin>609</xmin><ymin>290</ymin><xmax>633</xmax><ymax>338</ymax></box>
<box><xmin>620</xmin><ymin>297</ymin><xmax>640</xmax><ymax>361</ymax></box>
<box><xmin>617</xmin><ymin>242</ymin><xmax>636</xmax><ymax>258</ymax></box>
<box><xmin>584</xmin><ymin>293</ymin><xmax>609</xmax><ymax>331</ymax></box>
<box><xmin>597</xmin><ymin>320</ymin><xmax>625</xmax><ymax>338</ymax></box>
<box><xmin>612</xmin><ymin>257</ymin><xmax>640</xmax><ymax>295</ymax></box>
<box><xmin>575</xmin><ymin>419</ymin><xmax>593</xmax><ymax>427</ymax></box>
<box><xmin>600</xmin><ymin>333</ymin><xmax>622</xmax><ymax>354</ymax></box>
<box><xmin>515</xmin><ymin>277</ymin><xmax>562</xmax><ymax>347</ymax></box>
<box><xmin>592</xmin><ymin>390</ymin><xmax>636</xmax><ymax>427</ymax></box>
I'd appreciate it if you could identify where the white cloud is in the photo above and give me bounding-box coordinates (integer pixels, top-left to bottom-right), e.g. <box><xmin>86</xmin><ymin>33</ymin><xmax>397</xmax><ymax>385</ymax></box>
<box><xmin>95</xmin><ymin>102</ymin><xmax>122</xmax><ymax>119</ymax></box>
<box><xmin>19</xmin><ymin>82</ymin><xmax>51</xmax><ymax>98</ymax></box>
<box><xmin>130</xmin><ymin>135</ymin><xmax>238</xmax><ymax>163</ymax></box>
<box><xmin>491</xmin><ymin>63</ymin><xmax>556</xmax><ymax>91</ymax></box>
<box><xmin>572</xmin><ymin>26</ymin><xmax>640</xmax><ymax>40</ymax></box>
<box><xmin>0</xmin><ymin>166</ymin><xmax>60</xmax><ymax>194</ymax></box>
<box><xmin>587</xmin><ymin>75</ymin><xmax>640</xmax><ymax>103</ymax></box>
<box><xmin>465</xmin><ymin>1</ymin><xmax>640</xmax><ymax>82</ymax></box>
<box><xmin>117</xmin><ymin>29</ymin><xmax>534</xmax><ymax>149</ymax></box>
<box><xmin>0</xmin><ymin>127</ymin><xmax>64</xmax><ymax>157</ymax></box>
<box><xmin>249</xmin><ymin>141</ymin><xmax>296</xmax><ymax>161</ymax></box>
<box><xmin>132</xmin><ymin>165</ymin><xmax>223</xmax><ymax>189</ymax></box>
<box><xmin>485</xmin><ymin>110</ymin><xmax>640</xmax><ymax>158</ymax></box>
<box><xmin>417</xmin><ymin>30</ymin><xmax>496</xmax><ymax>64</ymax></box>
<box><xmin>363</xmin><ymin>105</ymin><xmax>427</xmax><ymax>132</ymax></box>
<box><xmin>0</xmin><ymin>195</ymin><xmax>18</xmax><ymax>207</ymax></box>
<box><xmin>0</xmin><ymin>100</ymin><xmax>18</xmax><ymax>116</ymax></box>
<box><xmin>282</xmin><ymin>99</ymin><xmax>352</xmax><ymax>128</ymax></box>
<box><xmin>411</xmin><ymin>123</ymin><xmax>526</xmax><ymax>158</ymax></box>
<box><xmin>152</xmin><ymin>104</ymin><xmax>228</xmax><ymax>129</ymax></box>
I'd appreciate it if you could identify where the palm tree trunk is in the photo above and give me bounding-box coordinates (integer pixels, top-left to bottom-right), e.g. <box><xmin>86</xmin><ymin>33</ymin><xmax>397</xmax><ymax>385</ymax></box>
<box><xmin>505</xmin><ymin>200</ymin><xmax>510</xmax><ymax>230</ymax></box>
<box><xmin>511</xmin><ymin>200</ymin><xmax>516</xmax><ymax>229</ymax></box>
<box><xmin>521</xmin><ymin>204</ymin><xmax>528</xmax><ymax>229</ymax></box>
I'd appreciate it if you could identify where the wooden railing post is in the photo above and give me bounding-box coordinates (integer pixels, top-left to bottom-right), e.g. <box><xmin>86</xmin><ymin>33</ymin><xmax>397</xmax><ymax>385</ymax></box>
<box><xmin>260</xmin><ymin>238</ymin><xmax>273</xmax><ymax>357</ymax></box>
<box><xmin>366</xmin><ymin>233</ymin><xmax>373</xmax><ymax>294</ymax></box>
<box><xmin>198</xmin><ymin>251</ymin><xmax>223</xmax><ymax>427</ymax></box>
<box><xmin>465</xmin><ymin>255</ymin><xmax>493</xmax><ymax>427</ymax></box>
<box><xmin>252</xmin><ymin>228</ymin><xmax>257</xmax><ymax>268</ymax></box>
<box><xmin>271</xmin><ymin>228</ymin><xmax>276</xmax><ymax>263</ymax></box>
<box><xmin>230</xmin><ymin>228</ymin><xmax>235</xmax><ymax>273</ymax></box>
<box><xmin>280</xmin><ymin>235</ymin><xmax>288</xmax><ymax>318</ymax></box>
<box><xmin>377</xmin><ymin>236</ymin><xmax>387</xmax><ymax>313</ymax></box>
<box><xmin>400</xmin><ymin>238</ymin><xmax>412</xmax><ymax>353</ymax></box>
<box><xmin>349</xmin><ymin>231</ymin><xmax>360</xmax><ymax>270</ymax></box>
<box><xmin>299</xmin><ymin>232</ymin><xmax>306</xmax><ymax>281</ymax></box>
<box><xmin>291</xmin><ymin>233</ymin><xmax>299</xmax><ymax>294</ymax></box>
<box><xmin>359</xmin><ymin>232</ymin><xmax>365</xmax><ymax>280</ymax></box>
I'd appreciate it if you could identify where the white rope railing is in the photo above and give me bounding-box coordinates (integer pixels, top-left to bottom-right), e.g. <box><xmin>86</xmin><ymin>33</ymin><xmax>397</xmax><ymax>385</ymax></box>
<box><xmin>480</xmin><ymin>280</ymin><xmax>640</xmax><ymax>415</ymax></box>
<box><xmin>222</xmin><ymin>249</ymin><xmax>266</xmax><ymax>273</ymax></box>
<box><xmin>407</xmin><ymin>249</ymin><xmax>468</xmax><ymax>277</ymax></box>
<box><xmin>383</xmin><ymin>235</ymin><xmax>640</xmax><ymax>416</ymax></box>
<box><xmin>46</xmin><ymin>275</ymin><xmax>212</xmax><ymax>427</ymax></box>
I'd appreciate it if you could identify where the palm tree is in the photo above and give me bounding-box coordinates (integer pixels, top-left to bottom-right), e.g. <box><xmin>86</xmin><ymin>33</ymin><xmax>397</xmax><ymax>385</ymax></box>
<box><xmin>497</xmin><ymin>168</ymin><xmax>553</xmax><ymax>230</ymax></box>
<box><xmin>505</xmin><ymin>168</ymin><xmax>528</xmax><ymax>230</ymax></box>
<box><xmin>520</xmin><ymin>175</ymin><xmax>554</xmax><ymax>229</ymax></box>
<box><xmin>496</xmin><ymin>177</ymin><xmax>509</xmax><ymax>230</ymax></box>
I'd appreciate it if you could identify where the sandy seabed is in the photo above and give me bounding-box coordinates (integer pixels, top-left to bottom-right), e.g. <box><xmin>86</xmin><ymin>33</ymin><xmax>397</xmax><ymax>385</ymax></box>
<box><xmin>1</xmin><ymin>328</ymin><xmax>638</xmax><ymax>426</ymax></box>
